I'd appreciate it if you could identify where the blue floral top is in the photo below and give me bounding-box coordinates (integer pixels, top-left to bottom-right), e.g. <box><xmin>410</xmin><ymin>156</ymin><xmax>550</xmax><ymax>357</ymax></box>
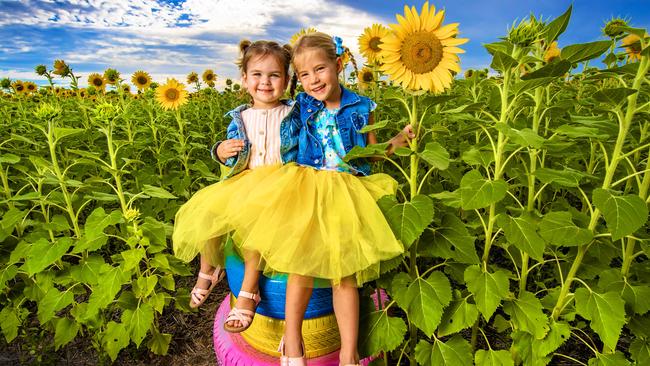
<box><xmin>312</xmin><ymin>108</ymin><xmax>358</xmax><ymax>174</ymax></box>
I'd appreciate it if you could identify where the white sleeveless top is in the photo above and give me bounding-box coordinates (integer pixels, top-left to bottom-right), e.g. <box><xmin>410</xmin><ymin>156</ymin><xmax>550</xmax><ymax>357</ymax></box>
<box><xmin>241</xmin><ymin>104</ymin><xmax>291</xmax><ymax>169</ymax></box>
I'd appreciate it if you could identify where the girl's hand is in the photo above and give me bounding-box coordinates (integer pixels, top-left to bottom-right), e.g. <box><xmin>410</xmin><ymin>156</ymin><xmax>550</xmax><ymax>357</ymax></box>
<box><xmin>217</xmin><ymin>139</ymin><xmax>245</xmax><ymax>162</ymax></box>
<box><xmin>388</xmin><ymin>124</ymin><xmax>415</xmax><ymax>155</ymax></box>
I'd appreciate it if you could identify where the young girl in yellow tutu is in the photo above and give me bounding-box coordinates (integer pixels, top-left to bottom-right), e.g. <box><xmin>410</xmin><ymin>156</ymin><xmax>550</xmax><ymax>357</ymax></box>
<box><xmin>172</xmin><ymin>39</ymin><xmax>300</xmax><ymax>333</ymax></box>
<box><xmin>228</xmin><ymin>32</ymin><xmax>414</xmax><ymax>366</ymax></box>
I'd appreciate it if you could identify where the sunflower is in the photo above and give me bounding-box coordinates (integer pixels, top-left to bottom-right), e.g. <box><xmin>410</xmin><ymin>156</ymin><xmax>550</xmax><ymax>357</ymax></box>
<box><xmin>12</xmin><ymin>81</ymin><xmax>25</xmax><ymax>94</ymax></box>
<box><xmin>359</xmin><ymin>24</ymin><xmax>390</xmax><ymax>63</ymax></box>
<box><xmin>206</xmin><ymin>80</ymin><xmax>215</xmax><ymax>88</ymax></box>
<box><xmin>187</xmin><ymin>72</ymin><xmax>199</xmax><ymax>84</ymax></box>
<box><xmin>202</xmin><ymin>69</ymin><xmax>216</xmax><ymax>83</ymax></box>
<box><xmin>156</xmin><ymin>78</ymin><xmax>188</xmax><ymax>110</ymax></box>
<box><xmin>52</xmin><ymin>59</ymin><xmax>69</xmax><ymax>76</ymax></box>
<box><xmin>379</xmin><ymin>2</ymin><xmax>468</xmax><ymax>93</ymax></box>
<box><xmin>88</xmin><ymin>73</ymin><xmax>106</xmax><ymax>91</ymax></box>
<box><xmin>122</xmin><ymin>84</ymin><xmax>131</xmax><ymax>93</ymax></box>
<box><xmin>79</xmin><ymin>88</ymin><xmax>87</xmax><ymax>98</ymax></box>
<box><xmin>622</xmin><ymin>34</ymin><xmax>643</xmax><ymax>62</ymax></box>
<box><xmin>544</xmin><ymin>41</ymin><xmax>561</xmax><ymax>63</ymax></box>
<box><xmin>24</xmin><ymin>81</ymin><xmax>37</xmax><ymax>93</ymax></box>
<box><xmin>357</xmin><ymin>67</ymin><xmax>375</xmax><ymax>89</ymax></box>
<box><xmin>290</xmin><ymin>27</ymin><xmax>318</xmax><ymax>45</ymax></box>
<box><xmin>131</xmin><ymin>70</ymin><xmax>152</xmax><ymax>90</ymax></box>
<box><xmin>103</xmin><ymin>68</ymin><xmax>120</xmax><ymax>85</ymax></box>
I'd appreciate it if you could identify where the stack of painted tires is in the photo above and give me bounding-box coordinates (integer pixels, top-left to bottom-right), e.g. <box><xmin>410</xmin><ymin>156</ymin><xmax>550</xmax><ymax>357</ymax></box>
<box><xmin>213</xmin><ymin>241</ymin><xmax>372</xmax><ymax>365</ymax></box>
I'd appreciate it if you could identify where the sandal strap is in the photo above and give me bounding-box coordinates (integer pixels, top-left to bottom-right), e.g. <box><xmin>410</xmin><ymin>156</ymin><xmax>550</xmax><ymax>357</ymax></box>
<box><xmin>198</xmin><ymin>266</ymin><xmax>223</xmax><ymax>283</ymax></box>
<box><xmin>237</xmin><ymin>290</ymin><xmax>261</xmax><ymax>304</ymax></box>
<box><xmin>225</xmin><ymin>307</ymin><xmax>254</xmax><ymax>327</ymax></box>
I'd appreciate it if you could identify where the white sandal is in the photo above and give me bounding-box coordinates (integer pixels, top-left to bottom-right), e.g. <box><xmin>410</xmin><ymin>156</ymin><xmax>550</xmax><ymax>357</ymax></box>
<box><xmin>279</xmin><ymin>336</ymin><xmax>306</xmax><ymax>366</ymax></box>
<box><xmin>223</xmin><ymin>290</ymin><xmax>261</xmax><ymax>333</ymax></box>
<box><xmin>189</xmin><ymin>267</ymin><xmax>225</xmax><ymax>308</ymax></box>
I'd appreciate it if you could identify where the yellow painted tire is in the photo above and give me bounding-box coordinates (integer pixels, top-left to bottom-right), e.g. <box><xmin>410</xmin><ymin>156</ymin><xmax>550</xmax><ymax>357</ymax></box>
<box><xmin>231</xmin><ymin>295</ymin><xmax>341</xmax><ymax>358</ymax></box>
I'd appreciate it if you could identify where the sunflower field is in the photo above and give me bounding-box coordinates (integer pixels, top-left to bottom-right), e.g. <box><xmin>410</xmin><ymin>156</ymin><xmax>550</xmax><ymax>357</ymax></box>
<box><xmin>2</xmin><ymin>3</ymin><xmax>650</xmax><ymax>365</ymax></box>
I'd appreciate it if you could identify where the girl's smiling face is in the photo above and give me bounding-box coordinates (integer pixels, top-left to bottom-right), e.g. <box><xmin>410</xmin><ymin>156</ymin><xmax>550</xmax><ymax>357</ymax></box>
<box><xmin>294</xmin><ymin>48</ymin><xmax>342</xmax><ymax>109</ymax></box>
<box><xmin>242</xmin><ymin>54</ymin><xmax>289</xmax><ymax>109</ymax></box>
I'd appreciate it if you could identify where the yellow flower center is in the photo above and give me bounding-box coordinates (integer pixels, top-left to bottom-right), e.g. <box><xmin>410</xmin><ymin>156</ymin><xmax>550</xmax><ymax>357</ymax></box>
<box><xmin>401</xmin><ymin>31</ymin><xmax>443</xmax><ymax>74</ymax></box>
<box><xmin>137</xmin><ymin>76</ymin><xmax>148</xmax><ymax>85</ymax></box>
<box><xmin>165</xmin><ymin>88</ymin><xmax>179</xmax><ymax>101</ymax></box>
<box><xmin>369</xmin><ymin>37</ymin><xmax>382</xmax><ymax>52</ymax></box>
<box><xmin>92</xmin><ymin>78</ymin><xmax>103</xmax><ymax>87</ymax></box>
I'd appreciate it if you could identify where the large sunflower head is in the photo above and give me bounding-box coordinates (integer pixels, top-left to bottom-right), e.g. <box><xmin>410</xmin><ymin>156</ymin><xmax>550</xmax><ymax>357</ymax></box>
<box><xmin>622</xmin><ymin>34</ymin><xmax>644</xmax><ymax>62</ymax></box>
<box><xmin>379</xmin><ymin>2</ymin><xmax>468</xmax><ymax>93</ymax></box>
<box><xmin>52</xmin><ymin>59</ymin><xmax>70</xmax><ymax>76</ymax></box>
<box><xmin>12</xmin><ymin>81</ymin><xmax>25</xmax><ymax>94</ymax></box>
<box><xmin>24</xmin><ymin>81</ymin><xmax>37</xmax><ymax>93</ymax></box>
<box><xmin>187</xmin><ymin>72</ymin><xmax>199</xmax><ymax>84</ymax></box>
<box><xmin>359</xmin><ymin>24</ymin><xmax>390</xmax><ymax>64</ymax></box>
<box><xmin>202</xmin><ymin>69</ymin><xmax>216</xmax><ymax>83</ymax></box>
<box><xmin>290</xmin><ymin>27</ymin><xmax>318</xmax><ymax>46</ymax></box>
<box><xmin>131</xmin><ymin>70</ymin><xmax>152</xmax><ymax>90</ymax></box>
<box><xmin>155</xmin><ymin>78</ymin><xmax>189</xmax><ymax>110</ymax></box>
<box><xmin>88</xmin><ymin>73</ymin><xmax>106</xmax><ymax>91</ymax></box>
<box><xmin>103</xmin><ymin>68</ymin><xmax>120</xmax><ymax>85</ymax></box>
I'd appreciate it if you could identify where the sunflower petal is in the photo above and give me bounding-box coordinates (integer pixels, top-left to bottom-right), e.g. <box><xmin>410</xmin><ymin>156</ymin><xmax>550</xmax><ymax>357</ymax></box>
<box><xmin>430</xmin><ymin>10</ymin><xmax>445</xmax><ymax>30</ymax></box>
<box><xmin>435</xmin><ymin>23</ymin><xmax>460</xmax><ymax>39</ymax></box>
<box><xmin>441</xmin><ymin>37</ymin><xmax>469</xmax><ymax>47</ymax></box>
<box><xmin>444</xmin><ymin>46</ymin><xmax>466</xmax><ymax>54</ymax></box>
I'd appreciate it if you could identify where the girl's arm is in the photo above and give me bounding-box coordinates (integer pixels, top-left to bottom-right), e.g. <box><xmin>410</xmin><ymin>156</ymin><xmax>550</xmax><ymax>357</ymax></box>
<box><xmin>366</xmin><ymin>113</ymin><xmax>415</xmax><ymax>161</ymax></box>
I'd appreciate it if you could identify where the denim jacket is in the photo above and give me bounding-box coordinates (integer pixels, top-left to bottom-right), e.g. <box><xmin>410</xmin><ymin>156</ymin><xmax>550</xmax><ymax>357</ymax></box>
<box><xmin>210</xmin><ymin>100</ymin><xmax>300</xmax><ymax>179</ymax></box>
<box><xmin>295</xmin><ymin>86</ymin><xmax>375</xmax><ymax>175</ymax></box>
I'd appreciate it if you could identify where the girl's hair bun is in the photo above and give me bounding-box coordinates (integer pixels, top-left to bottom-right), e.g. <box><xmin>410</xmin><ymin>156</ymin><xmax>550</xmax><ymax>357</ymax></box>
<box><xmin>282</xmin><ymin>43</ymin><xmax>293</xmax><ymax>54</ymax></box>
<box><xmin>239</xmin><ymin>39</ymin><xmax>252</xmax><ymax>54</ymax></box>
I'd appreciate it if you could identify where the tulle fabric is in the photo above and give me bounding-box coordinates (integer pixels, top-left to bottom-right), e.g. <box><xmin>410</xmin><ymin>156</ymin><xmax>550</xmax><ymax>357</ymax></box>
<box><xmin>229</xmin><ymin>163</ymin><xmax>404</xmax><ymax>286</ymax></box>
<box><xmin>172</xmin><ymin>165</ymin><xmax>284</xmax><ymax>267</ymax></box>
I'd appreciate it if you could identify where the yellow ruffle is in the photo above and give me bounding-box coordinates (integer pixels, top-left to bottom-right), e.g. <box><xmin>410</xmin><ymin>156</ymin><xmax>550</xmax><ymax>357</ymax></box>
<box><xmin>230</xmin><ymin>163</ymin><xmax>404</xmax><ymax>286</ymax></box>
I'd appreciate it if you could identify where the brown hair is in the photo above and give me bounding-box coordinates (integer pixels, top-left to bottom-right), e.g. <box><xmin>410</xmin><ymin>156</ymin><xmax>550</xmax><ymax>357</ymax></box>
<box><xmin>236</xmin><ymin>39</ymin><xmax>293</xmax><ymax>102</ymax></box>
<box><xmin>289</xmin><ymin>32</ymin><xmax>358</xmax><ymax>98</ymax></box>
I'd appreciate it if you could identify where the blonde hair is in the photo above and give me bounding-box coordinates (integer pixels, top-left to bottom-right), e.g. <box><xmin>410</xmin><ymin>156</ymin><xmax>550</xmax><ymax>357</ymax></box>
<box><xmin>289</xmin><ymin>32</ymin><xmax>358</xmax><ymax>98</ymax></box>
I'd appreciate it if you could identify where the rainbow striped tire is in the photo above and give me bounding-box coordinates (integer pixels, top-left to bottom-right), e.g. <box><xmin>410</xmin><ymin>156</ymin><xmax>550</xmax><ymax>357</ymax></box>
<box><xmin>214</xmin><ymin>297</ymin><xmax>374</xmax><ymax>365</ymax></box>
<box><xmin>225</xmin><ymin>252</ymin><xmax>333</xmax><ymax>319</ymax></box>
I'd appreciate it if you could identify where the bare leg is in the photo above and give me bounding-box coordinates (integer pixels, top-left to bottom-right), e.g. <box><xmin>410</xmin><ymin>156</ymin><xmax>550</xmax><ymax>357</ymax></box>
<box><xmin>284</xmin><ymin>274</ymin><xmax>313</xmax><ymax>357</ymax></box>
<box><xmin>194</xmin><ymin>254</ymin><xmax>216</xmax><ymax>289</ymax></box>
<box><xmin>333</xmin><ymin>276</ymin><xmax>359</xmax><ymax>365</ymax></box>
<box><xmin>226</xmin><ymin>250</ymin><xmax>262</xmax><ymax>328</ymax></box>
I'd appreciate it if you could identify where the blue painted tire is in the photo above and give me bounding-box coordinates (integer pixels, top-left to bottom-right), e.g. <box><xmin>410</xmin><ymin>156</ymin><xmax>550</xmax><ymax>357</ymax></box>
<box><xmin>224</xmin><ymin>242</ymin><xmax>334</xmax><ymax>319</ymax></box>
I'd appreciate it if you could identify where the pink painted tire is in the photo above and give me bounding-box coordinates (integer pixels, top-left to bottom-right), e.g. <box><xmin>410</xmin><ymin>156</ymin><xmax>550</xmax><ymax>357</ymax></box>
<box><xmin>213</xmin><ymin>296</ymin><xmax>375</xmax><ymax>365</ymax></box>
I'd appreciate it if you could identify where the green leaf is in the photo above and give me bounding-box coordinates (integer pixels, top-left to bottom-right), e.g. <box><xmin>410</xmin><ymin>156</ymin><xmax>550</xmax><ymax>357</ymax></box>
<box><xmin>148</xmin><ymin>292</ymin><xmax>167</xmax><ymax>314</ymax></box>
<box><xmin>593</xmin><ymin>189</ymin><xmax>648</xmax><ymax>241</ymax></box>
<box><xmin>494</xmin><ymin>125</ymin><xmax>544</xmax><ymax>149</ymax></box>
<box><xmin>122</xmin><ymin>303</ymin><xmax>154</xmax><ymax>347</ymax></box>
<box><xmin>344</xmin><ymin>143</ymin><xmax>391</xmax><ymax>161</ymax></box>
<box><xmin>71</xmin><ymin>255</ymin><xmax>105</xmax><ymax>285</ymax></box>
<box><xmin>415</xmin><ymin>336</ymin><xmax>473</xmax><ymax>366</ymax></box>
<box><xmin>429</xmin><ymin>191</ymin><xmax>462</xmax><ymax>208</ymax></box>
<box><xmin>0</xmin><ymin>208</ymin><xmax>24</xmax><ymax>241</ymax></box>
<box><xmin>428</xmin><ymin>214</ymin><xmax>480</xmax><ymax>264</ymax></box>
<box><xmin>378</xmin><ymin>195</ymin><xmax>434</xmax><ymax>249</ymax></box>
<box><xmin>491</xmin><ymin>51</ymin><xmax>518</xmax><ymax>73</ymax></box>
<box><xmin>534</xmin><ymin>168</ymin><xmax>585</xmax><ymax>187</ymax></box>
<box><xmin>561</xmin><ymin>41</ymin><xmax>611</xmax><ymax>64</ymax></box>
<box><xmin>142</xmin><ymin>184</ymin><xmax>177</xmax><ymax>199</ymax></box>
<box><xmin>84</xmin><ymin>265</ymin><xmax>129</xmax><ymax>320</ymax></box>
<box><xmin>544</xmin><ymin>5</ymin><xmax>572</xmax><ymax>43</ymax></box>
<box><xmin>54</xmin><ymin>317</ymin><xmax>79</xmax><ymax>350</ymax></box>
<box><xmin>464</xmin><ymin>265</ymin><xmax>510</xmax><ymax>320</ymax></box>
<box><xmin>53</xmin><ymin>127</ymin><xmax>84</xmax><ymax>142</ymax></box>
<box><xmin>37</xmin><ymin>287</ymin><xmax>74</xmax><ymax>324</ymax></box>
<box><xmin>419</xmin><ymin>142</ymin><xmax>449</xmax><ymax>170</ymax></box>
<box><xmin>148</xmin><ymin>328</ymin><xmax>172</xmax><ymax>355</ymax></box>
<box><xmin>588</xmin><ymin>352</ymin><xmax>632</xmax><ymax>366</ymax></box>
<box><xmin>102</xmin><ymin>321</ymin><xmax>130</xmax><ymax>361</ymax></box>
<box><xmin>461</xmin><ymin>147</ymin><xmax>494</xmax><ymax>167</ymax></box>
<box><xmin>358</xmin><ymin>308</ymin><xmax>407</xmax><ymax>357</ymax></box>
<box><xmin>0</xmin><ymin>265</ymin><xmax>18</xmax><ymax>293</ymax></box>
<box><xmin>574</xmin><ymin>288</ymin><xmax>626</xmax><ymax>350</ymax></box>
<box><xmin>460</xmin><ymin>170</ymin><xmax>508</xmax><ymax>210</ymax></box>
<box><xmin>503</xmin><ymin>292</ymin><xmax>549</xmax><ymax>339</ymax></box>
<box><xmin>22</xmin><ymin>237</ymin><xmax>73</xmax><ymax>276</ymax></box>
<box><xmin>359</xmin><ymin>120</ymin><xmax>388</xmax><ymax>133</ymax></box>
<box><xmin>438</xmin><ymin>297</ymin><xmax>479</xmax><ymax>337</ymax></box>
<box><xmin>555</xmin><ymin>124</ymin><xmax>609</xmax><ymax>139</ymax></box>
<box><xmin>512</xmin><ymin>77</ymin><xmax>556</xmax><ymax>95</ymax></box>
<box><xmin>521</xmin><ymin>60</ymin><xmax>572</xmax><ymax>80</ymax></box>
<box><xmin>0</xmin><ymin>153</ymin><xmax>20</xmax><ymax>164</ymax></box>
<box><xmin>121</xmin><ymin>248</ymin><xmax>145</xmax><ymax>271</ymax></box>
<box><xmin>497</xmin><ymin>214</ymin><xmax>546</xmax><ymax>261</ymax></box>
<box><xmin>539</xmin><ymin>211</ymin><xmax>593</xmax><ymax>247</ymax></box>
<box><xmin>475</xmin><ymin>349</ymin><xmax>514</xmax><ymax>366</ymax></box>
<box><xmin>393</xmin><ymin>147</ymin><xmax>412</xmax><ymax>156</ymax></box>
<box><xmin>73</xmin><ymin>207</ymin><xmax>123</xmax><ymax>253</ymax></box>
<box><xmin>0</xmin><ymin>307</ymin><xmax>21</xmax><ymax>342</ymax></box>
<box><xmin>630</xmin><ymin>337</ymin><xmax>650</xmax><ymax>365</ymax></box>
<box><xmin>534</xmin><ymin>320</ymin><xmax>571</xmax><ymax>358</ymax></box>
<box><xmin>134</xmin><ymin>275</ymin><xmax>158</xmax><ymax>298</ymax></box>
<box><xmin>392</xmin><ymin>272</ymin><xmax>452</xmax><ymax>336</ymax></box>
<box><xmin>592</xmin><ymin>88</ymin><xmax>638</xmax><ymax>106</ymax></box>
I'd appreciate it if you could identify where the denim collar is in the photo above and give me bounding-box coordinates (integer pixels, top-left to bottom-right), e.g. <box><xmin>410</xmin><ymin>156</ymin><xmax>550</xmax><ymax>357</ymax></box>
<box><xmin>300</xmin><ymin>84</ymin><xmax>360</xmax><ymax>111</ymax></box>
<box><xmin>224</xmin><ymin>99</ymin><xmax>295</xmax><ymax>118</ymax></box>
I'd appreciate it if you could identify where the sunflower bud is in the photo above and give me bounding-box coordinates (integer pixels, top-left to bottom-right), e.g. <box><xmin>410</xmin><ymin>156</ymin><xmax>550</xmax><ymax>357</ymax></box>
<box><xmin>464</xmin><ymin>69</ymin><xmax>474</xmax><ymax>78</ymax></box>
<box><xmin>233</xmin><ymin>84</ymin><xmax>240</xmax><ymax>91</ymax></box>
<box><xmin>507</xmin><ymin>15</ymin><xmax>545</xmax><ymax>47</ymax></box>
<box><xmin>103</xmin><ymin>68</ymin><xmax>120</xmax><ymax>85</ymax></box>
<box><xmin>0</xmin><ymin>77</ymin><xmax>10</xmax><ymax>89</ymax></box>
<box><xmin>93</xmin><ymin>102</ymin><xmax>120</xmax><ymax>121</ymax></box>
<box><xmin>225</xmin><ymin>78</ymin><xmax>233</xmax><ymax>86</ymax></box>
<box><xmin>543</xmin><ymin>41</ymin><xmax>561</xmax><ymax>63</ymax></box>
<box><xmin>603</xmin><ymin>18</ymin><xmax>628</xmax><ymax>38</ymax></box>
<box><xmin>124</xmin><ymin>208</ymin><xmax>141</xmax><ymax>222</ymax></box>
<box><xmin>34</xmin><ymin>102</ymin><xmax>62</xmax><ymax>120</ymax></box>
<box><xmin>35</xmin><ymin>65</ymin><xmax>48</xmax><ymax>76</ymax></box>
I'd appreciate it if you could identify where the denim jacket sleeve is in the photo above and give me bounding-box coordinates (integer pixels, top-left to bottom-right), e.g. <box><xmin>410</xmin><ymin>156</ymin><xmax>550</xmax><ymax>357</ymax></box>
<box><xmin>210</xmin><ymin>119</ymin><xmax>239</xmax><ymax>168</ymax></box>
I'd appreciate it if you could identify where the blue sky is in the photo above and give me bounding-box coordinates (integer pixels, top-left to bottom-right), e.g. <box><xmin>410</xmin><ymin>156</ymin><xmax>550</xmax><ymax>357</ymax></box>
<box><xmin>0</xmin><ymin>0</ymin><xmax>648</xmax><ymax>89</ymax></box>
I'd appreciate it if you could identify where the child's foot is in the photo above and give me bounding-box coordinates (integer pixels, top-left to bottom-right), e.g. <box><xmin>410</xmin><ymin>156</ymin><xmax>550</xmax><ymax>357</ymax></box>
<box><xmin>189</xmin><ymin>267</ymin><xmax>225</xmax><ymax>308</ymax></box>
<box><xmin>338</xmin><ymin>350</ymin><xmax>359</xmax><ymax>366</ymax></box>
<box><xmin>283</xmin><ymin>333</ymin><xmax>304</xmax><ymax>358</ymax></box>
<box><xmin>223</xmin><ymin>289</ymin><xmax>261</xmax><ymax>332</ymax></box>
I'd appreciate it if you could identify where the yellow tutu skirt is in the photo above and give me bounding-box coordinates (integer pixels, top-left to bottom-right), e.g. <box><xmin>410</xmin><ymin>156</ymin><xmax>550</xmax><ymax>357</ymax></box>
<box><xmin>172</xmin><ymin>165</ymin><xmax>284</xmax><ymax>267</ymax></box>
<box><xmin>230</xmin><ymin>163</ymin><xmax>404</xmax><ymax>286</ymax></box>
